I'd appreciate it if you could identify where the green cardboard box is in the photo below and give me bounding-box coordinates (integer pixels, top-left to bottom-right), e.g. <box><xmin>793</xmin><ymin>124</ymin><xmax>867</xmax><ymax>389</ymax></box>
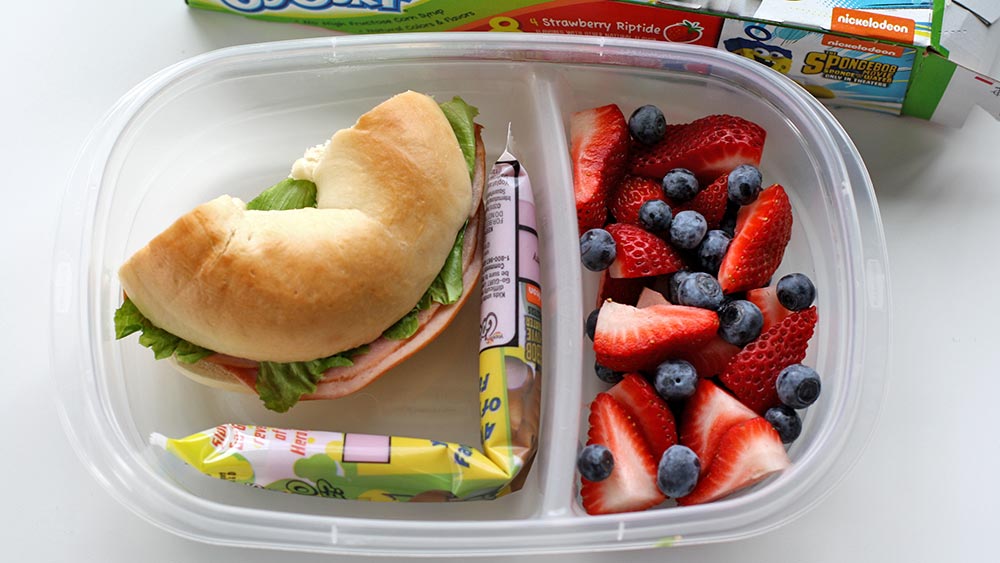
<box><xmin>187</xmin><ymin>0</ymin><xmax>1000</xmax><ymax>125</ymax></box>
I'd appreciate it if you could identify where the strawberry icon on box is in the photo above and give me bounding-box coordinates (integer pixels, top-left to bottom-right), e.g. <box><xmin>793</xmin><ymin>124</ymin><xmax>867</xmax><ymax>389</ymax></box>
<box><xmin>664</xmin><ymin>20</ymin><xmax>704</xmax><ymax>43</ymax></box>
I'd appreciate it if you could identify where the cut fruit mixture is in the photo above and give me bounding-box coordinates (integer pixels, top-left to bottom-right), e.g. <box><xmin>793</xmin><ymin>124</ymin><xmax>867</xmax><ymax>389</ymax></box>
<box><xmin>571</xmin><ymin>104</ymin><xmax>822</xmax><ymax>515</ymax></box>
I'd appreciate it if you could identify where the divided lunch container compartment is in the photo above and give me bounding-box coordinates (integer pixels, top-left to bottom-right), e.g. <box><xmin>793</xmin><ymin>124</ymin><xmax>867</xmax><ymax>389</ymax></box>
<box><xmin>51</xmin><ymin>33</ymin><xmax>890</xmax><ymax>556</ymax></box>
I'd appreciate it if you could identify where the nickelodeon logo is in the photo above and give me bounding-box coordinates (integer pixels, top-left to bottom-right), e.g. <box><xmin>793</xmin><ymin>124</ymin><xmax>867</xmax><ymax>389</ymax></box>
<box><xmin>830</xmin><ymin>8</ymin><xmax>914</xmax><ymax>44</ymax></box>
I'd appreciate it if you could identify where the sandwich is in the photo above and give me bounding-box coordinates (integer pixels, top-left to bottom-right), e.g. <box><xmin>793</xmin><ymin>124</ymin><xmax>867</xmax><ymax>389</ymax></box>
<box><xmin>114</xmin><ymin>91</ymin><xmax>485</xmax><ymax>412</ymax></box>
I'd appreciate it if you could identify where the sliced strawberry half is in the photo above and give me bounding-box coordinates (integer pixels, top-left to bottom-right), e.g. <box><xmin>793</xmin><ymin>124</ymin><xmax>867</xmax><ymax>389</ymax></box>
<box><xmin>677</xmin><ymin>334</ymin><xmax>741</xmax><ymax>379</ymax></box>
<box><xmin>718</xmin><ymin>184</ymin><xmax>793</xmax><ymax>293</ymax></box>
<box><xmin>607</xmin><ymin>374</ymin><xmax>678</xmax><ymax>458</ymax></box>
<box><xmin>581</xmin><ymin>393</ymin><xmax>666</xmax><ymax>514</ymax></box>
<box><xmin>720</xmin><ymin>306</ymin><xmax>818</xmax><ymax>414</ymax></box>
<box><xmin>609</xmin><ymin>175</ymin><xmax>664</xmax><ymax>226</ymax></box>
<box><xmin>677</xmin><ymin>417</ymin><xmax>791</xmax><ymax>506</ymax></box>
<box><xmin>607</xmin><ymin>223</ymin><xmax>684</xmax><ymax>279</ymax></box>
<box><xmin>746</xmin><ymin>286</ymin><xmax>792</xmax><ymax>334</ymax></box>
<box><xmin>669</xmin><ymin>172</ymin><xmax>729</xmax><ymax>229</ymax></box>
<box><xmin>679</xmin><ymin>379</ymin><xmax>756</xmax><ymax>475</ymax></box>
<box><xmin>628</xmin><ymin>114</ymin><xmax>765</xmax><ymax>183</ymax></box>
<box><xmin>596</xmin><ymin>271</ymin><xmax>648</xmax><ymax>308</ymax></box>
<box><xmin>594</xmin><ymin>302</ymin><xmax>718</xmax><ymax>372</ymax></box>
<box><xmin>571</xmin><ymin>104</ymin><xmax>630</xmax><ymax>233</ymax></box>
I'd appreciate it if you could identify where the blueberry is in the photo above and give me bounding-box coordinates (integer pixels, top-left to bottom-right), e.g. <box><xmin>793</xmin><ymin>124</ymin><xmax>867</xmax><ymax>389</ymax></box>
<box><xmin>668</xmin><ymin>270</ymin><xmax>694</xmax><ymax>304</ymax></box>
<box><xmin>776</xmin><ymin>364</ymin><xmax>821</xmax><ymax>408</ymax></box>
<box><xmin>727</xmin><ymin>164</ymin><xmax>763</xmax><ymax>205</ymax></box>
<box><xmin>639</xmin><ymin>199</ymin><xmax>672</xmax><ymax>232</ymax></box>
<box><xmin>662</xmin><ymin>168</ymin><xmax>700</xmax><ymax>201</ymax></box>
<box><xmin>764</xmin><ymin>405</ymin><xmax>802</xmax><ymax>443</ymax></box>
<box><xmin>585</xmin><ymin>308</ymin><xmax>600</xmax><ymax>341</ymax></box>
<box><xmin>717</xmin><ymin>299</ymin><xmax>764</xmax><ymax>347</ymax></box>
<box><xmin>675</xmin><ymin>272</ymin><xmax>723</xmax><ymax>310</ymax></box>
<box><xmin>580</xmin><ymin>228</ymin><xmax>616</xmax><ymax>271</ymax></box>
<box><xmin>720</xmin><ymin>201</ymin><xmax>740</xmax><ymax>237</ymax></box>
<box><xmin>628</xmin><ymin>105</ymin><xmax>667</xmax><ymax>146</ymax></box>
<box><xmin>669</xmin><ymin>210</ymin><xmax>708</xmax><ymax>250</ymax></box>
<box><xmin>653</xmin><ymin>359</ymin><xmax>698</xmax><ymax>401</ymax></box>
<box><xmin>776</xmin><ymin>273</ymin><xmax>816</xmax><ymax>311</ymax></box>
<box><xmin>696</xmin><ymin>229</ymin><xmax>731</xmax><ymax>274</ymax></box>
<box><xmin>595</xmin><ymin>362</ymin><xmax>624</xmax><ymax>384</ymax></box>
<box><xmin>656</xmin><ymin>445</ymin><xmax>701</xmax><ymax>498</ymax></box>
<box><xmin>577</xmin><ymin>444</ymin><xmax>615</xmax><ymax>482</ymax></box>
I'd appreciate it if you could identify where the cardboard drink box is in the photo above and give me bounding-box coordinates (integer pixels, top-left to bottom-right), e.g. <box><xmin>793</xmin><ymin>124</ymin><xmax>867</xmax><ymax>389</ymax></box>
<box><xmin>187</xmin><ymin>0</ymin><xmax>1000</xmax><ymax>126</ymax></box>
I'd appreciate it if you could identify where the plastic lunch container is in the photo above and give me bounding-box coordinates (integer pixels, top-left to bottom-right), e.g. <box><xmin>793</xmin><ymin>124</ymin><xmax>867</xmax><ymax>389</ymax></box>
<box><xmin>51</xmin><ymin>33</ymin><xmax>890</xmax><ymax>556</ymax></box>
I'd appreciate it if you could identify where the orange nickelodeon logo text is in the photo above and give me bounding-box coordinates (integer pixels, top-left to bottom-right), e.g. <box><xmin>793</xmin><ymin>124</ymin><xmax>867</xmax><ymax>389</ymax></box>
<box><xmin>526</xmin><ymin>283</ymin><xmax>542</xmax><ymax>307</ymax></box>
<box><xmin>830</xmin><ymin>8</ymin><xmax>914</xmax><ymax>44</ymax></box>
<box><xmin>821</xmin><ymin>34</ymin><xmax>905</xmax><ymax>58</ymax></box>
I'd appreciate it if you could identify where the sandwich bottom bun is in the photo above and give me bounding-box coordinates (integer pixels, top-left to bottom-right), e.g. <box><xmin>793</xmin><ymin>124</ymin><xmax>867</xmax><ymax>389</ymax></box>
<box><xmin>167</xmin><ymin>129</ymin><xmax>486</xmax><ymax>401</ymax></box>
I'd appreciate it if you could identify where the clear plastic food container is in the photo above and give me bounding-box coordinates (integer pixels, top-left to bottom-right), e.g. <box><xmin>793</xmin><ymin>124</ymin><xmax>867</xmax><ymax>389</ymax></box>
<box><xmin>51</xmin><ymin>33</ymin><xmax>890</xmax><ymax>556</ymax></box>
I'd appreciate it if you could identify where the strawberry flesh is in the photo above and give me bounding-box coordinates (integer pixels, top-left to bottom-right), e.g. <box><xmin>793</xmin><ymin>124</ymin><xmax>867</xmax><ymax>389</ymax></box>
<box><xmin>677</xmin><ymin>417</ymin><xmax>791</xmax><ymax>505</ymax></box>
<box><xmin>718</xmin><ymin>184</ymin><xmax>793</xmax><ymax>293</ymax></box>
<box><xmin>607</xmin><ymin>223</ymin><xmax>684</xmax><ymax>279</ymax></box>
<box><xmin>720</xmin><ymin>306</ymin><xmax>818</xmax><ymax>414</ymax></box>
<box><xmin>679</xmin><ymin>379</ymin><xmax>757</xmax><ymax>474</ymax></box>
<box><xmin>594</xmin><ymin>302</ymin><xmax>719</xmax><ymax>372</ymax></box>
<box><xmin>628</xmin><ymin>115</ymin><xmax>765</xmax><ymax>184</ymax></box>
<box><xmin>582</xmin><ymin>393</ymin><xmax>666</xmax><ymax>514</ymax></box>
<box><xmin>669</xmin><ymin>172</ymin><xmax>729</xmax><ymax>229</ymax></box>
<box><xmin>677</xmin><ymin>334</ymin><xmax>741</xmax><ymax>379</ymax></box>
<box><xmin>636</xmin><ymin>287</ymin><xmax>670</xmax><ymax>308</ymax></box>
<box><xmin>607</xmin><ymin>374</ymin><xmax>678</xmax><ymax>458</ymax></box>
<box><xmin>571</xmin><ymin>105</ymin><xmax>630</xmax><ymax>233</ymax></box>
<box><xmin>609</xmin><ymin>175</ymin><xmax>664</xmax><ymax>226</ymax></box>
<box><xmin>746</xmin><ymin>286</ymin><xmax>792</xmax><ymax>334</ymax></box>
<box><xmin>596</xmin><ymin>272</ymin><xmax>648</xmax><ymax>307</ymax></box>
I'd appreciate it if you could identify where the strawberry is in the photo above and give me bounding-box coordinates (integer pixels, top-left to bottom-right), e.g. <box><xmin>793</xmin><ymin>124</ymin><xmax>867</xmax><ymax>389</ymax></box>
<box><xmin>669</xmin><ymin>172</ymin><xmax>728</xmax><ymax>229</ymax></box>
<box><xmin>571</xmin><ymin>105</ymin><xmax>630</xmax><ymax>232</ymax></box>
<box><xmin>596</xmin><ymin>272</ymin><xmax>648</xmax><ymax>307</ymax></box>
<box><xmin>746</xmin><ymin>286</ymin><xmax>792</xmax><ymax>334</ymax></box>
<box><xmin>717</xmin><ymin>185</ymin><xmax>793</xmax><ymax>293</ymax></box>
<box><xmin>609</xmin><ymin>175</ymin><xmax>663</xmax><ymax>226</ymax></box>
<box><xmin>720</xmin><ymin>307</ymin><xmax>818</xmax><ymax>414</ymax></box>
<box><xmin>594</xmin><ymin>301</ymin><xmax>718</xmax><ymax>372</ymax></box>
<box><xmin>581</xmin><ymin>393</ymin><xmax>666</xmax><ymax>514</ymax></box>
<box><xmin>636</xmin><ymin>287</ymin><xmax>670</xmax><ymax>308</ymax></box>
<box><xmin>677</xmin><ymin>417</ymin><xmax>791</xmax><ymax>506</ymax></box>
<box><xmin>677</xmin><ymin>335</ymin><xmax>741</xmax><ymax>379</ymax></box>
<box><xmin>664</xmin><ymin>20</ymin><xmax>704</xmax><ymax>43</ymax></box>
<box><xmin>628</xmin><ymin>115</ymin><xmax>765</xmax><ymax>183</ymax></box>
<box><xmin>607</xmin><ymin>223</ymin><xmax>684</xmax><ymax>279</ymax></box>
<box><xmin>607</xmin><ymin>374</ymin><xmax>678</xmax><ymax>458</ymax></box>
<box><xmin>679</xmin><ymin>379</ymin><xmax>756</xmax><ymax>474</ymax></box>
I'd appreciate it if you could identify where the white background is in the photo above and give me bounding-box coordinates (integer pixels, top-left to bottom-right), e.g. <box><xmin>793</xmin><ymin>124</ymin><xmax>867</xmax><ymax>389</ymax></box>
<box><xmin>5</xmin><ymin>1</ymin><xmax>1000</xmax><ymax>562</ymax></box>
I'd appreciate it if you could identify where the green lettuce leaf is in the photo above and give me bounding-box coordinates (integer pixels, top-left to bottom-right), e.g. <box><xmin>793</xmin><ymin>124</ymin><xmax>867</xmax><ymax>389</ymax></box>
<box><xmin>246</xmin><ymin>178</ymin><xmax>317</xmax><ymax>211</ymax></box>
<box><xmin>381</xmin><ymin>223</ymin><xmax>466</xmax><ymax>341</ymax></box>
<box><xmin>382</xmin><ymin>309</ymin><xmax>420</xmax><ymax>340</ymax></box>
<box><xmin>439</xmin><ymin>97</ymin><xmax>479</xmax><ymax>179</ymax></box>
<box><xmin>424</xmin><ymin>223</ymin><xmax>466</xmax><ymax>305</ymax></box>
<box><xmin>113</xmin><ymin>298</ymin><xmax>213</xmax><ymax>364</ymax></box>
<box><xmin>256</xmin><ymin>346</ymin><xmax>368</xmax><ymax>413</ymax></box>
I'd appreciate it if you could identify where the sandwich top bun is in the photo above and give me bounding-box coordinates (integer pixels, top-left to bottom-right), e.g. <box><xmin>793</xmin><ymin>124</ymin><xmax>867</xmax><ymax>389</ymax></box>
<box><xmin>118</xmin><ymin>91</ymin><xmax>473</xmax><ymax>363</ymax></box>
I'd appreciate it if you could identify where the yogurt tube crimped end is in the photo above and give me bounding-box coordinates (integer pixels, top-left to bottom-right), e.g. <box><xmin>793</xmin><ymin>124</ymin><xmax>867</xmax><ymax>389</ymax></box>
<box><xmin>152</xmin><ymin>125</ymin><xmax>542</xmax><ymax>503</ymax></box>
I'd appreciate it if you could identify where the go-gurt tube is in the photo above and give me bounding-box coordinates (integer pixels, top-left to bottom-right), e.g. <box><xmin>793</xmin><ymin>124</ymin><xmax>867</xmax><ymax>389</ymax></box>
<box><xmin>153</xmin><ymin>126</ymin><xmax>541</xmax><ymax>502</ymax></box>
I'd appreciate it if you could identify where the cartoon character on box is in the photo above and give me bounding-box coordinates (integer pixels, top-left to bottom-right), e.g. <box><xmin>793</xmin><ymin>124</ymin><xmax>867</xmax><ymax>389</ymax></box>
<box><xmin>724</xmin><ymin>25</ymin><xmax>793</xmax><ymax>75</ymax></box>
<box><xmin>724</xmin><ymin>24</ymin><xmax>838</xmax><ymax>99</ymax></box>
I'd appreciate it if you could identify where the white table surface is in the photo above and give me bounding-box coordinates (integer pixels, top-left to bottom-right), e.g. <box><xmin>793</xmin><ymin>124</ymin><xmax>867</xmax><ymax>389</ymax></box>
<box><xmin>5</xmin><ymin>1</ymin><xmax>1000</xmax><ymax>562</ymax></box>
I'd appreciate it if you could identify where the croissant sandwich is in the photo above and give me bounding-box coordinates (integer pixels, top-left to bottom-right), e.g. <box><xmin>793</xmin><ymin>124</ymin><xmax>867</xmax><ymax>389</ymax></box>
<box><xmin>114</xmin><ymin>91</ymin><xmax>485</xmax><ymax>412</ymax></box>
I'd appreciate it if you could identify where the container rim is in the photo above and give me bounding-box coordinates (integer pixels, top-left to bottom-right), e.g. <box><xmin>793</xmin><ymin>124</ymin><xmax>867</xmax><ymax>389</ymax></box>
<box><xmin>50</xmin><ymin>32</ymin><xmax>891</xmax><ymax>556</ymax></box>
